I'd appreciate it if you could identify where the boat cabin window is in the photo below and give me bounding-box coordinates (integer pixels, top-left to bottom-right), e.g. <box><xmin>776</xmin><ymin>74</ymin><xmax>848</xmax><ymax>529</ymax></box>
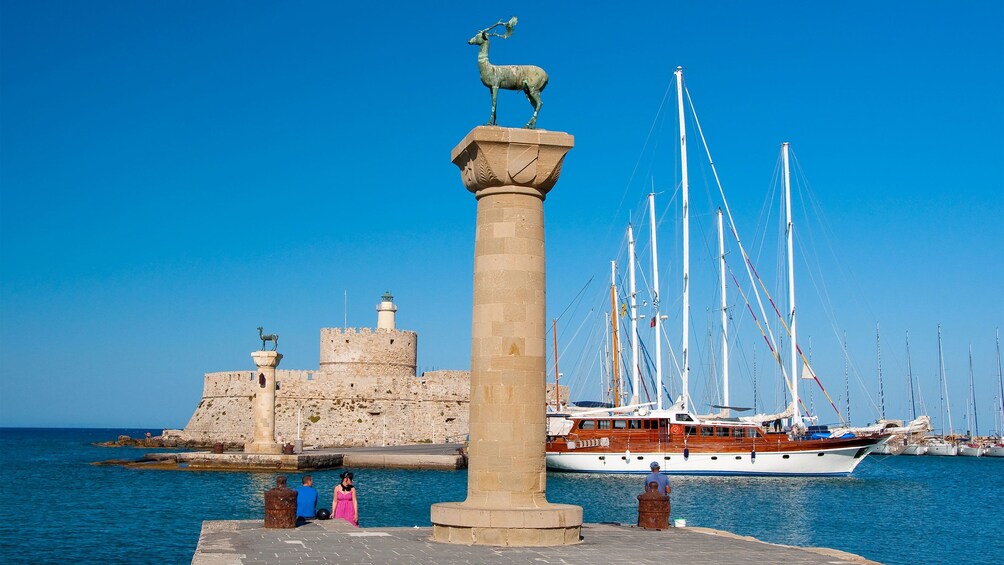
<box><xmin>733</xmin><ymin>428</ymin><xmax>745</xmax><ymax>438</ymax></box>
<box><xmin>628</xmin><ymin>420</ymin><xmax>642</xmax><ymax>429</ymax></box>
<box><xmin>746</xmin><ymin>428</ymin><xmax>760</xmax><ymax>438</ymax></box>
<box><xmin>643</xmin><ymin>420</ymin><xmax>655</xmax><ymax>429</ymax></box>
<box><xmin>716</xmin><ymin>427</ymin><xmax>730</xmax><ymax>437</ymax></box>
<box><xmin>676</xmin><ymin>414</ymin><xmax>694</xmax><ymax>422</ymax></box>
<box><xmin>613</xmin><ymin>420</ymin><xmax>627</xmax><ymax>430</ymax></box>
<box><xmin>685</xmin><ymin>426</ymin><xmax>697</xmax><ymax>436</ymax></box>
<box><xmin>659</xmin><ymin>419</ymin><xmax>669</xmax><ymax>428</ymax></box>
<box><xmin>578</xmin><ymin>420</ymin><xmax>595</xmax><ymax>430</ymax></box>
<box><xmin>598</xmin><ymin>420</ymin><xmax>611</xmax><ymax>430</ymax></box>
<box><xmin>700</xmin><ymin>427</ymin><xmax>715</xmax><ymax>437</ymax></box>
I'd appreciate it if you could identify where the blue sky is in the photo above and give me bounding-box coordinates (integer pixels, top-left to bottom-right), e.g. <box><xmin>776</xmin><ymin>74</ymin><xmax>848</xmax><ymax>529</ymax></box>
<box><xmin>1</xmin><ymin>2</ymin><xmax>1001</xmax><ymax>431</ymax></box>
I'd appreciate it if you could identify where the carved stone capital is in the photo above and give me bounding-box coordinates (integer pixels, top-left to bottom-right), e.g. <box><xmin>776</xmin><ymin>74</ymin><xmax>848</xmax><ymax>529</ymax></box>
<box><xmin>251</xmin><ymin>350</ymin><xmax>283</xmax><ymax>369</ymax></box>
<box><xmin>451</xmin><ymin>126</ymin><xmax>574</xmax><ymax>200</ymax></box>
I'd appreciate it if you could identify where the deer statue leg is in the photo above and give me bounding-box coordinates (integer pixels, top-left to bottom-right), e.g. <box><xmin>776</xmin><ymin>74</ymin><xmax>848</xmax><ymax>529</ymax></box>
<box><xmin>524</xmin><ymin>85</ymin><xmax>543</xmax><ymax>129</ymax></box>
<box><xmin>489</xmin><ymin>86</ymin><xmax>498</xmax><ymax>125</ymax></box>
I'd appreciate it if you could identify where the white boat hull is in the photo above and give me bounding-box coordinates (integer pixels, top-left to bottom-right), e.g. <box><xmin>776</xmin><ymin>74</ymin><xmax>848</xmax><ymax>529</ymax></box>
<box><xmin>872</xmin><ymin>443</ymin><xmax>905</xmax><ymax>456</ymax></box>
<box><xmin>926</xmin><ymin>444</ymin><xmax>958</xmax><ymax>456</ymax></box>
<box><xmin>901</xmin><ymin>444</ymin><xmax>928</xmax><ymax>456</ymax></box>
<box><xmin>958</xmin><ymin>445</ymin><xmax>984</xmax><ymax>457</ymax></box>
<box><xmin>984</xmin><ymin>445</ymin><xmax>1004</xmax><ymax>457</ymax></box>
<box><xmin>546</xmin><ymin>444</ymin><xmax>876</xmax><ymax>476</ymax></box>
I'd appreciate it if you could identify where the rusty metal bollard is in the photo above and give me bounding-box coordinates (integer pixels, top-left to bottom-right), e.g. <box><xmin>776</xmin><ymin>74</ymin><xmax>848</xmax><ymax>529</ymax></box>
<box><xmin>264</xmin><ymin>476</ymin><xmax>298</xmax><ymax>528</ymax></box>
<box><xmin>282</xmin><ymin>443</ymin><xmax>295</xmax><ymax>455</ymax></box>
<box><xmin>212</xmin><ymin>442</ymin><xmax>224</xmax><ymax>454</ymax></box>
<box><xmin>637</xmin><ymin>482</ymin><xmax>671</xmax><ymax>530</ymax></box>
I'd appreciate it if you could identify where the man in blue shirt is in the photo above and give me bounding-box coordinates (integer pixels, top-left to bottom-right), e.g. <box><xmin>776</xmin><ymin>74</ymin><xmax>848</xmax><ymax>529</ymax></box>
<box><xmin>644</xmin><ymin>461</ymin><xmax>671</xmax><ymax>495</ymax></box>
<box><xmin>296</xmin><ymin>475</ymin><xmax>319</xmax><ymax>520</ymax></box>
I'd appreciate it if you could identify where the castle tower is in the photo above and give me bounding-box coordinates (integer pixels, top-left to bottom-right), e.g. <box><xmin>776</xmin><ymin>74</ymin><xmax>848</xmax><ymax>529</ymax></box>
<box><xmin>376</xmin><ymin>291</ymin><xmax>397</xmax><ymax>330</ymax></box>
<box><xmin>319</xmin><ymin>293</ymin><xmax>417</xmax><ymax>378</ymax></box>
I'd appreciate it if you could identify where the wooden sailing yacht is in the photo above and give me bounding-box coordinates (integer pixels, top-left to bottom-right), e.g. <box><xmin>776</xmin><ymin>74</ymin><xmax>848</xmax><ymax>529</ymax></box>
<box><xmin>545</xmin><ymin>69</ymin><xmax>888</xmax><ymax>476</ymax></box>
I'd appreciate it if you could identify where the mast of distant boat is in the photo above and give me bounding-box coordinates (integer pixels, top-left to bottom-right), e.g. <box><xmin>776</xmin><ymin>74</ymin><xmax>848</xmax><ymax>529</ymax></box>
<box><xmin>877</xmin><ymin>323</ymin><xmax>885</xmax><ymax>420</ymax></box>
<box><xmin>844</xmin><ymin>330</ymin><xmax>850</xmax><ymax>423</ymax></box>
<box><xmin>997</xmin><ymin>328</ymin><xmax>1003</xmax><ymax>437</ymax></box>
<box><xmin>628</xmin><ymin>224</ymin><xmax>640</xmax><ymax>406</ymax></box>
<box><xmin>968</xmin><ymin>344</ymin><xmax>978</xmax><ymax>438</ymax></box>
<box><xmin>938</xmin><ymin>325</ymin><xmax>954</xmax><ymax>439</ymax></box>
<box><xmin>783</xmin><ymin>142</ymin><xmax>800</xmax><ymax>429</ymax></box>
<box><xmin>675</xmin><ymin>66</ymin><xmax>691</xmax><ymax>411</ymax></box>
<box><xmin>906</xmin><ymin>331</ymin><xmax>917</xmax><ymax>421</ymax></box>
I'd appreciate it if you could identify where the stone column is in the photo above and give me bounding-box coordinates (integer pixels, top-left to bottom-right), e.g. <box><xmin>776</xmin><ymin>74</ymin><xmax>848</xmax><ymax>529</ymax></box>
<box><xmin>245</xmin><ymin>350</ymin><xmax>283</xmax><ymax>454</ymax></box>
<box><xmin>430</xmin><ymin>126</ymin><xmax>582</xmax><ymax>546</ymax></box>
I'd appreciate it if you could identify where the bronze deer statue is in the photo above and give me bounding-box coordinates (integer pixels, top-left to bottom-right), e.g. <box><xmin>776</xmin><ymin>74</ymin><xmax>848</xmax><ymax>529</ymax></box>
<box><xmin>468</xmin><ymin>17</ymin><xmax>548</xmax><ymax>129</ymax></box>
<box><xmin>257</xmin><ymin>326</ymin><xmax>278</xmax><ymax>351</ymax></box>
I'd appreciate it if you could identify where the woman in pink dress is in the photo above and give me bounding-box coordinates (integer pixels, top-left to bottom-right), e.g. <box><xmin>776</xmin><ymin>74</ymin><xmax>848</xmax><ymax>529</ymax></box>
<box><xmin>332</xmin><ymin>471</ymin><xmax>359</xmax><ymax>527</ymax></box>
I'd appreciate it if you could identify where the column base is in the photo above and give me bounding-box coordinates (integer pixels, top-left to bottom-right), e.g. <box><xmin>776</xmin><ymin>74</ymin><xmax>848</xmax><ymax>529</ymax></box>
<box><xmin>244</xmin><ymin>441</ymin><xmax>281</xmax><ymax>454</ymax></box>
<box><xmin>430</xmin><ymin>502</ymin><xmax>582</xmax><ymax>546</ymax></box>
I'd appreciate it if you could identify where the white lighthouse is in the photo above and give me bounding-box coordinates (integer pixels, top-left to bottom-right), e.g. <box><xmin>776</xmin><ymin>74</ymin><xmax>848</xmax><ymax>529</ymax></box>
<box><xmin>376</xmin><ymin>291</ymin><xmax>397</xmax><ymax>330</ymax></box>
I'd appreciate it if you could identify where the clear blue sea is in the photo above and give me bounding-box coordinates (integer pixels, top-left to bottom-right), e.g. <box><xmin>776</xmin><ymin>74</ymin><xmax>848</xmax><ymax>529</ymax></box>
<box><xmin>0</xmin><ymin>428</ymin><xmax>999</xmax><ymax>564</ymax></box>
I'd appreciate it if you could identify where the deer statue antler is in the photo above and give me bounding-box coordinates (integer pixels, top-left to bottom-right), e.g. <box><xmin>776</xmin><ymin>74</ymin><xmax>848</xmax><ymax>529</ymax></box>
<box><xmin>478</xmin><ymin>16</ymin><xmax>518</xmax><ymax>39</ymax></box>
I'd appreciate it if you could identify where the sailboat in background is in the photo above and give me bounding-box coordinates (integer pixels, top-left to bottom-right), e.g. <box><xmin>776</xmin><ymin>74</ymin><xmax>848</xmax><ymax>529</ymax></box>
<box><xmin>926</xmin><ymin>325</ymin><xmax>958</xmax><ymax>456</ymax></box>
<box><xmin>871</xmin><ymin>325</ymin><xmax>906</xmax><ymax>455</ymax></box>
<box><xmin>901</xmin><ymin>332</ymin><xmax>929</xmax><ymax>455</ymax></box>
<box><xmin>959</xmin><ymin>345</ymin><xmax>985</xmax><ymax>456</ymax></box>
<box><xmin>843</xmin><ymin>326</ymin><xmax>930</xmax><ymax>456</ymax></box>
<box><xmin>985</xmin><ymin>328</ymin><xmax>1004</xmax><ymax>457</ymax></box>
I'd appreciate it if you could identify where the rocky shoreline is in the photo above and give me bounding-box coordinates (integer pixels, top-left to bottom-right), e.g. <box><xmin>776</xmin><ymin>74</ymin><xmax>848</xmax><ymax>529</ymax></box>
<box><xmin>92</xmin><ymin>433</ymin><xmax>242</xmax><ymax>451</ymax></box>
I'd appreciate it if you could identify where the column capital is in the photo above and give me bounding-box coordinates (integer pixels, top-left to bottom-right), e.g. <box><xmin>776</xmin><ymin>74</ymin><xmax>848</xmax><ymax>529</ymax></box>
<box><xmin>251</xmin><ymin>350</ymin><xmax>283</xmax><ymax>369</ymax></box>
<box><xmin>451</xmin><ymin>126</ymin><xmax>574</xmax><ymax>200</ymax></box>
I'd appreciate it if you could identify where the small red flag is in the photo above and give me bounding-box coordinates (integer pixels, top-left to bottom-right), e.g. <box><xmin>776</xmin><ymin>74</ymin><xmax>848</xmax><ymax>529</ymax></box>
<box><xmin>650</xmin><ymin>317</ymin><xmax>656</xmax><ymax>328</ymax></box>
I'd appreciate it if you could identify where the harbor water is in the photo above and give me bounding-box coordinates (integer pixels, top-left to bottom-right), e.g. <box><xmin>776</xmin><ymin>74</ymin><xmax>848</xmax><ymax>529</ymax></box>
<box><xmin>0</xmin><ymin>428</ymin><xmax>999</xmax><ymax>565</ymax></box>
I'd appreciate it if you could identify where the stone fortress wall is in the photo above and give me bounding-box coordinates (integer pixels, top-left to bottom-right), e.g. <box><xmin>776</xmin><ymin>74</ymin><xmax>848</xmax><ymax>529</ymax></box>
<box><xmin>179</xmin><ymin>294</ymin><xmax>473</xmax><ymax>448</ymax></box>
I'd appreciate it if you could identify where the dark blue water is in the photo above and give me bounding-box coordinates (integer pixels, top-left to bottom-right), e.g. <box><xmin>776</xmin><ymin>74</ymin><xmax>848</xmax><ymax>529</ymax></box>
<box><xmin>0</xmin><ymin>428</ymin><xmax>999</xmax><ymax>564</ymax></box>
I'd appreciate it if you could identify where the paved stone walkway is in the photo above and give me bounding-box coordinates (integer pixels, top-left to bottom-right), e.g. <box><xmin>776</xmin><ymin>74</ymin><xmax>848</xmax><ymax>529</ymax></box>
<box><xmin>192</xmin><ymin>520</ymin><xmax>879</xmax><ymax>564</ymax></box>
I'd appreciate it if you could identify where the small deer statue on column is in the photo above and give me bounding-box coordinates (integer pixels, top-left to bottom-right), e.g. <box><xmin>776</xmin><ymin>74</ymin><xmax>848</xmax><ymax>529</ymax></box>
<box><xmin>257</xmin><ymin>326</ymin><xmax>278</xmax><ymax>351</ymax></box>
<box><xmin>468</xmin><ymin>17</ymin><xmax>548</xmax><ymax>129</ymax></box>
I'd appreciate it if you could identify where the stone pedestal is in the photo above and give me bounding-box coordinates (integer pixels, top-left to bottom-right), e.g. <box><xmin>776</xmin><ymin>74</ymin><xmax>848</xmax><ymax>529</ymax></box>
<box><xmin>245</xmin><ymin>350</ymin><xmax>283</xmax><ymax>454</ymax></box>
<box><xmin>430</xmin><ymin>126</ymin><xmax>582</xmax><ymax>546</ymax></box>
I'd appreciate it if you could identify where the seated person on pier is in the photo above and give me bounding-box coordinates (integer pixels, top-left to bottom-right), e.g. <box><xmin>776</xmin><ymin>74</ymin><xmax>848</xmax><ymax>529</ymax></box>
<box><xmin>296</xmin><ymin>475</ymin><xmax>318</xmax><ymax>521</ymax></box>
<box><xmin>645</xmin><ymin>462</ymin><xmax>671</xmax><ymax>495</ymax></box>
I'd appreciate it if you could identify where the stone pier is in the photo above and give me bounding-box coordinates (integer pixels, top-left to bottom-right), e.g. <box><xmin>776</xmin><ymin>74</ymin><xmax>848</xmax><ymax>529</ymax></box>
<box><xmin>430</xmin><ymin>126</ymin><xmax>581</xmax><ymax>546</ymax></box>
<box><xmin>245</xmin><ymin>350</ymin><xmax>282</xmax><ymax>454</ymax></box>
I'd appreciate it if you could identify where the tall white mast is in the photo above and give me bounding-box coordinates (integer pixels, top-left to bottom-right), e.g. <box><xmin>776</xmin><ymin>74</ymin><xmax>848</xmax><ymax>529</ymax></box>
<box><xmin>718</xmin><ymin>208</ymin><xmax>729</xmax><ymax>416</ymax></box>
<box><xmin>938</xmin><ymin>325</ymin><xmax>954</xmax><ymax>437</ymax></box>
<box><xmin>648</xmin><ymin>192</ymin><xmax>663</xmax><ymax>410</ymax></box>
<box><xmin>611</xmin><ymin>261</ymin><xmax>621</xmax><ymax>407</ymax></box>
<box><xmin>628</xmin><ymin>224</ymin><xmax>640</xmax><ymax>406</ymax></box>
<box><xmin>675</xmin><ymin>66</ymin><xmax>691</xmax><ymax>411</ymax></box>
<box><xmin>783</xmin><ymin>142</ymin><xmax>799</xmax><ymax>428</ymax></box>
<box><xmin>996</xmin><ymin>327</ymin><xmax>1003</xmax><ymax>436</ymax></box>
